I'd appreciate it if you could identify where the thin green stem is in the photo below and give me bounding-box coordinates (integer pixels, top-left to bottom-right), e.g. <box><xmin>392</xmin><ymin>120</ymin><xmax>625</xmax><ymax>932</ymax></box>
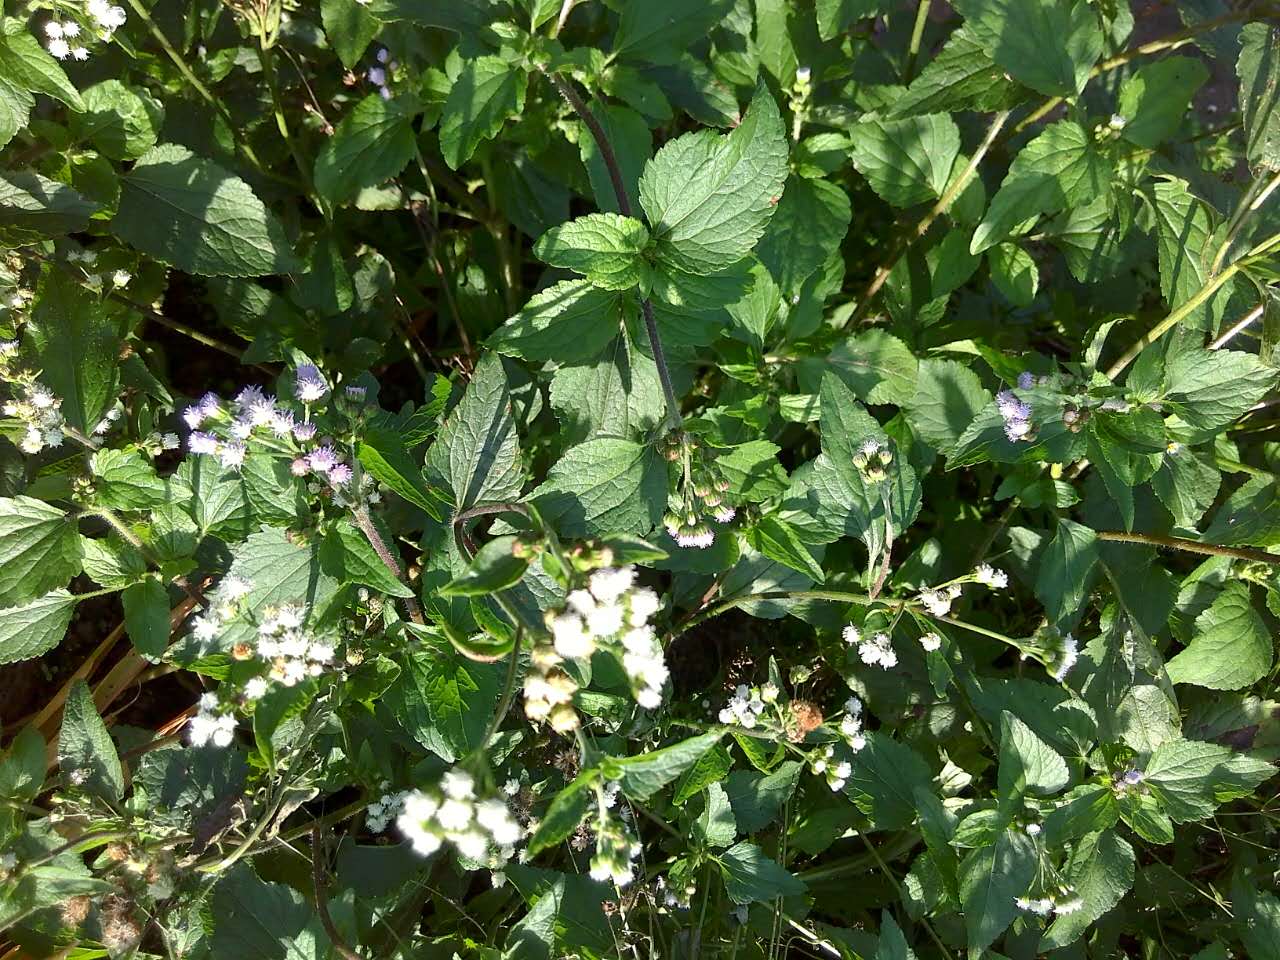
<box><xmin>858</xmin><ymin>832</ymin><xmax>953</xmax><ymax>959</ymax></box>
<box><xmin>902</xmin><ymin>0</ymin><xmax>932</xmax><ymax>84</ymax></box>
<box><xmin>257</xmin><ymin>43</ymin><xmax>319</xmax><ymax>206</ymax></box>
<box><xmin>1096</xmin><ymin>530</ymin><xmax>1280</xmax><ymax>565</ymax></box>
<box><xmin>471</xmin><ymin>628</ymin><xmax>523</xmax><ymax>759</ymax></box>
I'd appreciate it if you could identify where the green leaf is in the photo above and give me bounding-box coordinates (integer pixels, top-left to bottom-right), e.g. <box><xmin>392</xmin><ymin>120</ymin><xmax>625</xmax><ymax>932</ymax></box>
<box><xmin>958</xmin><ymin>828</ymin><xmax>1038</xmax><ymax>951</ymax></box>
<box><xmin>490</xmin><ymin>279</ymin><xmax>632</xmax><ymax>364</ymax></box>
<box><xmin>849</xmin><ymin>114</ymin><xmax>960</xmax><ymax>208</ymax></box>
<box><xmin>890</xmin><ymin>26</ymin><xmax>1023</xmax><ymax>118</ymax></box>
<box><xmin>612</xmin><ymin>0</ymin><xmax>735</xmax><ymax>65</ymax></box>
<box><xmin>356</xmin><ymin>428</ymin><xmax>443</xmax><ymax>522</ymax></box>
<box><xmin>1237</xmin><ymin>23</ymin><xmax>1280</xmax><ymax>171</ymax></box>
<box><xmin>426</xmin><ymin>353</ymin><xmax>523</xmax><ymax>512</ymax></box>
<box><xmin>0</xmin><ymin>590</ymin><xmax>77</xmax><ymax>665</ymax></box>
<box><xmin>319</xmin><ymin>519</ymin><xmax>415</xmax><ymax>598</ymax></box>
<box><xmin>69</xmin><ymin>80</ymin><xmax>164</xmax><ymax>160</ymax></box>
<box><xmin>548</xmin><ymin>335</ymin><xmax>665</xmax><ymax>445</ymax></box>
<box><xmin>816</xmin><ymin>0</ymin><xmax>892</xmax><ymax>40</ymax></box>
<box><xmin>953</xmin><ymin>0</ymin><xmax>1103</xmax><ymax>97</ymax></box>
<box><xmin>905</xmin><ymin>358</ymin><xmax>992</xmax><ymax>458</ymax></box>
<box><xmin>1161</xmin><ymin>348</ymin><xmax>1278</xmax><ymax>433</ymax></box>
<box><xmin>845</xmin><ymin>733</ymin><xmax>934</xmax><ymax>830</ymax></box>
<box><xmin>0</xmin><ymin>725</ymin><xmax>46</xmax><ymax>803</ymax></box>
<box><xmin>527</xmin><ymin>771</ymin><xmax>598</xmax><ymax>855</ymax></box>
<box><xmin>672</xmin><ymin>743</ymin><xmax>733</xmax><ymax>805</ymax></box>
<box><xmin>0</xmin><ymin>496</ymin><xmax>81</xmax><ymax>606</ymax></box>
<box><xmin>876</xmin><ymin>910</ymin><xmax>917</xmax><ymax>960</ymax></box>
<box><xmin>725</xmin><ymin>760</ymin><xmax>802</xmax><ymax>833</ymax></box>
<box><xmin>321</xmin><ymin>0</ymin><xmax>381</xmax><ymax>69</ymax></box>
<box><xmin>716</xmin><ymin>441</ymin><xmax>789</xmax><ymax>503</ymax></box>
<box><xmin>972</xmin><ymin>121</ymin><xmax>1110</xmax><ymax>254</ymax></box>
<box><xmin>747</xmin><ymin>515</ymin><xmax>825</xmax><ymax>582</ymax></box>
<box><xmin>998</xmin><ymin>711</ymin><xmax>1069</xmax><ymax>802</ymax></box>
<box><xmin>694</xmin><ymin>781</ymin><xmax>737</xmax><ymax>848</ymax></box>
<box><xmin>579</xmin><ymin>103</ymin><xmax>651</xmax><ymax>215</ymax></box>
<box><xmin>1042</xmin><ymin>829</ymin><xmax>1136</xmax><ymax>948</ymax></box>
<box><xmin>1035</xmin><ymin>518</ymin><xmax>1098</xmax><ymax>626</ymax></box>
<box><xmin>388</xmin><ymin>627</ymin><xmax>503</xmax><ymax>762</ymax></box>
<box><xmin>314</xmin><ymin>93</ymin><xmax>419</xmax><ymax>204</ymax></box>
<box><xmin>530</xmin><ymin>437</ymin><xmax>665</xmax><ymax>539</ymax></box>
<box><xmin>1150</xmin><ymin>178</ymin><xmax>1233</xmax><ymax>332</ymax></box>
<box><xmin>115</xmin><ymin>143</ymin><xmax>297</xmax><ymax>276</ymax></box>
<box><xmin>1232</xmin><ymin>872</ymin><xmax>1280</xmax><ymax>960</ymax></box>
<box><xmin>123</xmin><ymin>577</ymin><xmax>170</xmax><ymax>661</ymax></box>
<box><xmin>0</xmin><ymin>27</ymin><xmax>84</xmax><ymax>110</ymax></box>
<box><xmin>439</xmin><ymin>56</ymin><xmax>527</xmax><ymax>169</ymax></box>
<box><xmin>809</xmin><ymin>330</ymin><xmax>919</xmax><ymax>407</ymax></box>
<box><xmin>442</xmin><ymin>535</ymin><xmax>531</xmax><ymax>596</ymax></box>
<box><xmin>603</xmin><ymin>731</ymin><xmax>723</xmax><ymax>801</ymax></box>
<box><xmin>534</xmin><ymin>213</ymin><xmax>649</xmax><ymax>290</ymax></box>
<box><xmin>211</xmin><ymin>864</ymin><xmax>327</xmax><ymax>960</ymax></box>
<box><xmin>1117</xmin><ymin>57</ymin><xmax>1209</xmax><ymax>148</ymax></box>
<box><xmin>1166</xmin><ymin>581</ymin><xmax>1273</xmax><ymax>690</ymax></box>
<box><xmin>1144</xmin><ymin>738</ymin><xmax>1276</xmax><ymax>822</ymax></box>
<box><xmin>0</xmin><ymin>75</ymin><xmax>33</xmax><ymax>150</ymax></box>
<box><xmin>1203</xmin><ymin>475</ymin><xmax>1280</xmax><ymax>546</ymax></box>
<box><xmin>756</xmin><ymin>176</ymin><xmax>852</xmax><ymax>295</ymax></box>
<box><xmin>639</xmin><ymin>85</ymin><xmax>788</xmax><ymax>275</ymax></box>
<box><xmin>60</xmin><ymin>680</ymin><xmax>124</xmax><ymax>802</ymax></box>
<box><xmin>0</xmin><ymin>171</ymin><xmax>97</xmax><ymax>246</ymax></box>
<box><xmin>987</xmin><ymin>242</ymin><xmax>1039</xmax><ymax>306</ymax></box>
<box><xmin>718</xmin><ymin>841</ymin><xmax>806</xmax><ymax>904</ymax></box>
<box><xmin>91</xmin><ymin>448</ymin><xmax>169</xmax><ymax>510</ymax></box>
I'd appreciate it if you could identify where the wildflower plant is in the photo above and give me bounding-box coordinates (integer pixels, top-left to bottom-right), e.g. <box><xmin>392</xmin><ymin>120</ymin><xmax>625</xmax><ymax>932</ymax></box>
<box><xmin>1</xmin><ymin>2</ymin><xmax>1279</xmax><ymax>958</ymax></box>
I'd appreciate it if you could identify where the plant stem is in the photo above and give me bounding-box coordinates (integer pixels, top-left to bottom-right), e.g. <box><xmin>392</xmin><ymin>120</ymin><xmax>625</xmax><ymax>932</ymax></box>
<box><xmin>542</xmin><ymin>69</ymin><xmax>684</xmax><ymax>429</ymax></box>
<box><xmin>902</xmin><ymin>0</ymin><xmax>932</xmax><ymax>84</ymax></box>
<box><xmin>845</xmin><ymin>110</ymin><xmax>1010</xmax><ymax>328</ymax></box>
<box><xmin>1210</xmin><ymin>303</ymin><xmax>1265</xmax><ymax>350</ymax></box>
<box><xmin>472</xmin><ymin>628</ymin><xmax>523</xmax><ymax>759</ymax></box>
<box><xmin>1095</xmin><ymin>530</ymin><xmax>1280</xmax><ymax>565</ymax></box>
<box><xmin>312</xmin><ymin>826</ymin><xmax>363</xmax><ymax>960</ymax></box>
<box><xmin>351</xmin><ymin>506</ymin><xmax>425</xmax><ymax>624</ymax></box>
<box><xmin>257</xmin><ymin>43</ymin><xmax>318</xmax><ymax>205</ymax></box>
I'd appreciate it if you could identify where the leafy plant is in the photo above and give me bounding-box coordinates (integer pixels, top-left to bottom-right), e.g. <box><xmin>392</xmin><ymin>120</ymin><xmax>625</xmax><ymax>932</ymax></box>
<box><xmin>0</xmin><ymin>0</ymin><xmax>1278</xmax><ymax>958</ymax></box>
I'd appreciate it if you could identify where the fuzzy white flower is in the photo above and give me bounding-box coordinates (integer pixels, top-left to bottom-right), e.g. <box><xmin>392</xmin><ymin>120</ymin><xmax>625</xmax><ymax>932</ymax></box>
<box><xmin>974</xmin><ymin>563</ymin><xmax>1008</xmax><ymax>589</ymax></box>
<box><xmin>919</xmin><ymin>632</ymin><xmax>942</xmax><ymax>652</ymax></box>
<box><xmin>47</xmin><ymin>37</ymin><xmax>70</xmax><ymax>58</ymax></box>
<box><xmin>551</xmin><ymin>613</ymin><xmax>594</xmax><ymax>660</ymax></box>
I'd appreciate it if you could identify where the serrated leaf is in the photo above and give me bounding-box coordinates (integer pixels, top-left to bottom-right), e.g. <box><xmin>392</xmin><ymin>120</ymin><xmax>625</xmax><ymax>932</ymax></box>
<box><xmin>755</xmin><ymin>175</ymin><xmax>851</xmax><ymax>295</ymax></box>
<box><xmin>0</xmin><ymin>590</ymin><xmax>77</xmax><ymax>664</ymax></box>
<box><xmin>442</xmin><ymin>535</ymin><xmax>530</xmax><ymax>596</ymax></box>
<box><xmin>1161</xmin><ymin>348</ymin><xmax>1278</xmax><ymax>433</ymax></box>
<box><xmin>116</xmin><ymin>143</ymin><xmax>297</xmax><ymax>276</ymax></box>
<box><xmin>876</xmin><ymin>910</ymin><xmax>917</xmax><ymax>960</ymax></box>
<box><xmin>747</xmin><ymin>515</ymin><xmax>824</xmax><ymax>582</ymax></box>
<box><xmin>987</xmin><ymin>242</ymin><xmax>1038</xmax><ymax>306</ymax></box>
<box><xmin>1203</xmin><ymin>474</ymin><xmax>1280</xmax><ymax>546</ymax></box>
<box><xmin>123</xmin><ymin>577</ymin><xmax>170</xmax><ymax>661</ymax></box>
<box><xmin>60</xmin><ymin>680</ymin><xmax>124</xmax><ymax>802</ymax></box>
<box><xmin>91</xmin><ymin>448</ymin><xmax>169</xmax><ymax>510</ymax></box>
<box><xmin>534</xmin><ymin>213</ymin><xmax>648</xmax><ymax>290</ymax></box>
<box><xmin>890</xmin><ymin>26</ymin><xmax>1022</xmax><ymax>118</ymax></box>
<box><xmin>1237</xmin><ymin>23</ymin><xmax>1280</xmax><ymax>171</ymax></box>
<box><xmin>0</xmin><ymin>75</ymin><xmax>33</xmax><ymax>150</ymax></box>
<box><xmin>357</xmin><ymin>425</ymin><xmax>444</xmax><ymax>521</ymax></box>
<box><xmin>210</xmin><ymin>864</ymin><xmax>327</xmax><ymax>960</ymax></box>
<box><xmin>0</xmin><ymin>27</ymin><xmax>84</xmax><ymax>110</ymax></box>
<box><xmin>639</xmin><ymin>85</ymin><xmax>788</xmax><ymax>275</ymax></box>
<box><xmin>815</xmin><ymin>0</ymin><xmax>891</xmax><ymax>40</ymax></box>
<box><xmin>0</xmin><ymin>170</ymin><xmax>97</xmax><ymax>246</ymax></box>
<box><xmin>314</xmin><ymin>93</ymin><xmax>419</xmax><ymax>204</ymax></box>
<box><xmin>807</xmin><ymin>330</ymin><xmax>918</xmax><ymax>407</ymax></box>
<box><xmin>439</xmin><ymin>56</ymin><xmax>526</xmax><ymax>169</ymax></box>
<box><xmin>1166</xmin><ymin>581</ymin><xmax>1273</xmax><ymax>690</ymax></box>
<box><xmin>426</xmin><ymin>353</ymin><xmax>523</xmax><ymax>512</ymax></box>
<box><xmin>1035</xmin><ymin>518</ymin><xmax>1098</xmax><ymax>626</ymax></box>
<box><xmin>1042</xmin><ymin>829</ymin><xmax>1135</xmax><ymax>947</ymax></box>
<box><xmin>321</xmin><ymin>0</ymin><xmax>381</xmax><ymax>69</ymax></box>
<box><xmin>958</xmin><ymin>829</ymin><xmax>1038</xmax><ymax>951</ymax></box>
<box><xmin>549</xmin><ymin>334</ymin><xmax>665</xmax><ymax>444</ymax></box>
<box><xmin>849</xmin><ymin>114</ymin><xmax>960</xmax><ymax>208</ymax></box>
<box><xmin>490</xmin><ymin>279</ymin><xmax>632</xmax><ymax>364</ymax></box>
<box><xmin>319</xmin><ymin>519</ymin><xmax>415</xmax><ymax>598</ymax></box>
<box><xmin>1118</xmin><ymin>57</ymin><xmax>1208</xmax><ymax>148</ymax></box>
<box><xmin>905</xmin><ymin>358</ymin><xmax>992</xmax><ymax>457</ymax></box>
<box><xmin>725</xmin><ymin>760</ymin><xmax>802</xmax><ymax>833</ymax></box>
<box><xmin>719</xmin><ymin>841</ymin><xmax>806</xmax><ymax>904</ymax></box>
<box><xmin>1150</xmin><ymin>178</ymin><xmax>1232</xmax><ymax>331</ymax></box>
<box><xmin>69</xmin><ymin>80</ymin><xmax>164</xmax><ymax>160</ymax></box>
<box><xmin>693</xmin><ymin>781</ymin><xmax>737</xmax><ymax>847</ymax></box>
<box><xmin>1144</xmin><ymin>738</ymin><xmax>1276</xmax><ymax>822</ymax></box>
<box><xmin>998</xmin><ymin>711</ymin><xmax>1069</xmax><ymax>803</ymax></box>
<box><xmin>953</xmin><ymin>0</ymin><xmax>1103</xmax><ymax>97</ymax></box>
<box><xmin>845</xmin><ymin>733</ymin><xmax>934</xmax><ymax>830</ymax></box>
<box><xmin>0</xmin><ymin>496</ymin><xmax>81</xmax><ymax>606</ymax></box>
<box><xmin>1232</xmin><ymin>872</ymin><xmax>1280</xmax><ymax>960</ymax></box>
<box><xmin>603</xmin><ymin>731</ymin><xmax>722</xmax><ymax>801</ymax></box>
<box><xmin>613</xmin><ymin>0</ymin><xmax>736</xmax><ymax>65</ymax></box>
<box><xmin>972</xmin><ymin>121</ymin><xmax>1110</xmax><ymax>254</ymax></box>
<box><xmin>530</xmin><ymin>437</ymin><xmax>665</xmax><ymax>538</ymax></box>
<box><xmin>672</xmin><ymin>743</ymin><xmax>733</xmax><ymax>805</ymax></box>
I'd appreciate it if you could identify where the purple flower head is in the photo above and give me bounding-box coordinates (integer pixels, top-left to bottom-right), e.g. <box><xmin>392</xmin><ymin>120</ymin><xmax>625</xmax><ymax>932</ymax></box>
<box><xmin>292</xmin><ymin>421</ymin><xmax>317</xmax><ymax>442</ymax></box>
<box><xmin>188</xmin><ymin>431</ymin><xmax>219</xmax><ymax>455</ymax></box>
<box><xmin>182</xmin><ymin>404</ymin><xmax>204</xmax><ymax>429</ymax></box>
<box><xmin>366</xmin><ymin>66</ymin><xmax>386</xmax><ymax>86</ymax></box>
<box><xmin>376</xmin><ymin>47</ymin><xmax>389</xmax><ymax>63</ymax></box>
<box><xmin>995</xmin><ymin>390</ymin><xmax>1030</xmax><ymax>421</ymax></box>
<box><xmin>246</xmin><ymin>393</ymin><xmax>277</xmax><ymax>426</ymax></box>
<box><xmin>271</xmin><ymin>409</ymin><xmax>296</xmax><ymax>437</ymax></box>
<box><xmin>229</xmin><ymin>418</ymin><xmax>253</xmax><ymax>440</ymax></box>
<box><xmin>378</xmin><ymin>86</ymin><xmax>392</xmax><ymax>101</ymax></box>
<box><xmin>295</xmin><ymin>364</ymin><xmax>327</xmax><ymax>403</ymax></box>
<box><xmin>197</xmin><ymin>392</ymin><xmax>222</xmax><ymax>417</ymax></box>
<box><xmin>219</xmin><ymin>441</ymin><xmax>247</xmax><ymax>470</ymax></box>
<box><xmin>1017</xmin><ymin>371</ymin><xmax>1035</xmax><ymax>391</ymax></box>
<box><xmin>1004</xmin><ymin>418</ymin><xmax>1033</xmax><ymax>442</ymax></box>
<box><xmin>235</xmin><ymin>385</ymin><xmax>266</xmax><ymax>410</ymax></box>
<box><xmin>290</xmin><ymin>456</ymin><xmax>310</xmax><ymax>477</ymax></box>
<box><xmin>329</xmin><ymin>463</ymin><xmax>354</xmax><ymax>486</ymax></box>
<box><xmin>307</xmin><ymin>445</ymin><xmax>339</xmax><ymax>474</ymax></box>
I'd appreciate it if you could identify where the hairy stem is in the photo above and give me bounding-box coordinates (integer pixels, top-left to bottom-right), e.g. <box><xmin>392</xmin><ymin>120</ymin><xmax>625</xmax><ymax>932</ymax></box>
<box><xmin>542</xmin><ymin>69</ymin><xmax>684</xmax><ymax>429</ymax></box>
<box><xmin>352</xmin><ymin>506</ymin><xmax>425</xmax><ymax>624</ymax></box>
<box><xmin>1096</xmin><ymin>530</ymin><xmax>1280</xmax><ymax>565</ymax></box>
<box><xmin>312</xmin><ymin>826</ymin><xmax>363</xmax><ymax>960</ymax></box>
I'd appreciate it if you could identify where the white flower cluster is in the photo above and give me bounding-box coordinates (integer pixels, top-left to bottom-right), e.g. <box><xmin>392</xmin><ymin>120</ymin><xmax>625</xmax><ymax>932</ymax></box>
<box><xmin>366</xmin><ymin>787</ymin><xmax>409</xmax><ymax>833</ymax></box>
<box><xmin>589</xmin><ymin>814</ymin><xmax>641</xmax><ymax>887</ymax></box>
<box><xmin>1048</xmin><ymin>632</ymin><xmax>1078</xmax><ymax>682</ymax></box>
<box><xmin>660</xmin><ymin>431</ymin><xmax>737</xmax><ymax>548</ymax></box>
<box><xmin>3</xmin><ymin>379</ymin><xmax>66</xmax><ymax>453</ymax></box>
<box><xmin>852</xmin><ymin>438</ymin><xmax>894</xmax><ymax>483</ymax></box>
<box><xmin>918</xmin><ymin>632</ymin><xmax>942</xmax><ymax>652</ymax></box>
<box><xmin>1015</xmin><ymin>888</ymin><xmax>1083</xmax><ymax>917</ymax></box>
<box><xmin>188</xmin><ymin>693</ymin><xmax>236</xmax><ymax>749</ymax></box>
<box><xmin>918</xmin><ymin>584</ymin><xmax>962</xmax><ymax>618</ymax></box>
<box><xmin>718</xmin><ymin>684</ymin><xmax>766</xmax><ymax>728</ymax></box>
<box><xmin>252</xmin><ymin>602</ymin><xmax>336</xmax><ymax>689</ymax></box>
<box><xmin>844</xmin><ymin>625</ymin><xmax>897</xmax><ymax>670</ymax></box>
<box><xmin>811</xmin><ymin>746</ymin><xmax>852</xmax><ymax>791</ymax></box>
<box><xmin>366</xmin><ymin>48</ymin><xmax>395</xmax><ymax>100</ymax></box>
<box><xmin>43</xmin><ymin>1</ymin><xmax>126</xmax><ymax>61</ymax></box>
<box><xmin>186</xmin><ymin>574</ymin><xmax>254</xmax><ymax>653</ymax></box>
<box><xmin>543</xmin><ymin>566</ymin><xmax>667</xmax><ymax>709</ymax></box>
<box><xmin>397</xmin><ymin>770</ymin><xmax>523</xmax><ymax>864</ymax></box>
<box><xmin>996</xmin><ymin>389</ymin><xmax>1034</xmax><ymax>443</ymax></box>
<box><xmin>837</xmin><ymin>695</ymin><xmax>867</xmax><ymax>752</ymax></box>
<box><xmin>974</xmin><ymin>563</ymin><xmax>1008</xmax><ymax>589</ymax></box>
